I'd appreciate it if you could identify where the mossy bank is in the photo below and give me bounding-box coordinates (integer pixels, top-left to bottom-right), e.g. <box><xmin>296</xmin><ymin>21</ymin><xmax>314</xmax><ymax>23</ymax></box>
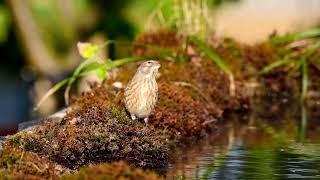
<box><xmin>1</xmin><ymin>30</ymin><xmax>320</xmax><ymax>178</ymax></box>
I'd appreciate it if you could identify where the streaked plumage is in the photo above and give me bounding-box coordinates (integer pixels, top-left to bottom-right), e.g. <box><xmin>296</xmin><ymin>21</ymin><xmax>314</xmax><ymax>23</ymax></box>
<box><xmin>124</xmin><ymin>60</ymin><xmax>160</xmax><ymax>123</ymax></box>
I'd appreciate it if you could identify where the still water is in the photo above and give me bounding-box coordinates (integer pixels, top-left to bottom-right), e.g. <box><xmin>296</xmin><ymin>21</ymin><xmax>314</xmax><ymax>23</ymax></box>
<box><xmin>167</xmin><ymin>99</ymin><xmax>320</xmax><ymax>179</ymax></box>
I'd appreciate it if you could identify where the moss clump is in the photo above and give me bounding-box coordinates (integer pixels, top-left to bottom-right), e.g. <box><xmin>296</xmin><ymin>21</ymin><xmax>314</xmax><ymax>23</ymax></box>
<box><xmin>8</xmin><ymin>87</ymin><xmax>171</xmax><ymax>170</ymax></box>
<box><xmin>132</xmin><ymin>31</ymin><xmax>252</xmax><ymax>110</ymax></box>
<box><xmin>112</xmin><ymin>59</ymin><xmax>251</xmax><ymax>138</ymax></box>
<box><xmin>0</xmin><ymin>144</ymin><xmax>162</xmax><ymax>179</ymax></box>
<box><xmin>149</xmin><ymin>81</ymin><xmax>222</xmax><ymax>138</ymax></box>
<box><xmin>132</xmin><ymin>30</ymin><xmax>320</xmax><ymax>104</ymax></box>
<box><xmin>63</xmin><ymin>161</ymin><xmax>162</xmax><ymax>180</ymax></box>
<box><xmin>0</xmin><ymin>143</ymin><xmax>66</xmax><ymax>179</ymax></box>
<box><xmin>133</xmin><ymin>30</ymin><xmax>183</xmax><ymax>57</ymax></box>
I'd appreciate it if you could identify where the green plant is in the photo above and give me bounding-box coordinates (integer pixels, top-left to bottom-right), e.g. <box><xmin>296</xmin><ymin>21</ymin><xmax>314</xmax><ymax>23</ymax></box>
<box><xmin>34</xmin><ymin>41</ymin><xmax>143</xmax><ymax>110</ymax></box>
<box><xmin>260</xmin><ymin>39</ymin><xmax>320</xmax><ymax>100</ymax></box>
<box><xmin>34</xmin><ymin>39</ymin><xmax>181</xmax><ymax>110</ymax></box>
<box><xmin>190</xmin><ymin>35</ymin><xmax>235</xmax><ymax>96</ymax></box>
<box><xmin>271</xmin><ymin>28</ymin><xmax>320</xmax><ymax>45</ymax></box>
<box><xmin>146</xmin><ymin>0</ymin><xmax>211</xmax><ymax>38</ymax></box>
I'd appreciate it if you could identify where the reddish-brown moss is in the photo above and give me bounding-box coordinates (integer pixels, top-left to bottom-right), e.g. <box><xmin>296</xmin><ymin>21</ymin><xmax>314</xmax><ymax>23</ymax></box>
<box><xmin>0</xmin><ymin>143</ymin><xmax>66</xmax><ymax>179</ymax></box>
<box><xmin>241</xmin><ymin>42</ymin><xmax>279</xmax><ymax>70</ymax></box>
<box><xmin>8</xmin><ymin>87</ymin><xmax>171</xmax><ymax>170</ymax></box>
<box><xmin>149</xmin><ymin>81</ymin><xmax>222</xmax><ymax>138</ymax></box>
<box><xmin>62</xmin><ymin>161</ymin><xmax>162</xmax><ymax>180</ymax></box>
<box><xmin>4</xmin><ymin>30</ymin><xmax>320</xmax><ymax>178</ymax></box>
<box><xmin>133</xmin><ymin>30</ymin><xmax>183</xmax><ymax>57</ymax></box>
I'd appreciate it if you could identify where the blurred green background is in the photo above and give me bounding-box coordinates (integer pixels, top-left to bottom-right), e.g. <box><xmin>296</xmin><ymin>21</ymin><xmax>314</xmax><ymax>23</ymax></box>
<box><xmin>0</xmin><ymin>0</ymin><xmax>319</xmax><ymax>134</ymax></box>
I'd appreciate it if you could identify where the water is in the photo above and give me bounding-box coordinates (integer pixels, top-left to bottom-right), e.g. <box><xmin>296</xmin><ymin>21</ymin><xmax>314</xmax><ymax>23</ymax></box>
<box><xmin>167</xmin><ymin>102</ymin><xmax>320</xmax><ymax>179</ymax></box>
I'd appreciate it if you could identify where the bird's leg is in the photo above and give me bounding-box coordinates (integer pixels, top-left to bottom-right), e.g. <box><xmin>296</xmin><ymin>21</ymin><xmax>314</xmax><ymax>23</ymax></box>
<box><xmin>131</xmin><ymin>114</ymin><xmax>136</xmax><ymax>120</ymax></box>
<box><xmin>144</xmin><ymin>117</ymin><xmax>148</xmax><ymax>124</ymax></box>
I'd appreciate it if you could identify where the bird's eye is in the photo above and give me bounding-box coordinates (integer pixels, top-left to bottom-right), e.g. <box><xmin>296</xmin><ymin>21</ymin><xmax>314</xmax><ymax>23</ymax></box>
<box><xmin>147</xmin><ymin>61</ymin><xmax>151</xmax><ymax>64</ymax></box>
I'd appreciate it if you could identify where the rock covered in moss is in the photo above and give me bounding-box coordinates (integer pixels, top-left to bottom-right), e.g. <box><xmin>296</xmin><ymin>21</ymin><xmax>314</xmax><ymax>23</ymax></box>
<box><xmin>7</xmin><ymin>87</ymin><xmax>171</xmax><ymax>170</ymax></box>
<box><xmin>149</xmin><ymin>81</ymin><xmax>221</xmax><ymax>138</ymax></box>
<box><xmin>112</xmin><ymin>59</ymin><xmax>252</xmax><ymax>138</ymax></box>
<box><xmin>0</xmin><ymin>144</ymin><xmax>162</xmax><ymax>179</ymax></box>
<box><xmin>0</xmin><ymin>143</ymin><xmax>66</xmax><ymax>179</ymax></box>
<box><xmin>63</xmin><ymin>161</ymin><xmax>162</xmax><ymax>180</ymax></box>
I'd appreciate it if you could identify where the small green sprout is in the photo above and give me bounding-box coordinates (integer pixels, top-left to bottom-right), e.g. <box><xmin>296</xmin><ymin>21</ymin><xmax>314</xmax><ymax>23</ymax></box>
<box><xmin>34</xmin><ymin>41</ymin><xmax>143</xmax><ymax>110</ymax></box>
<box><xmin>77</xmin><ymin>42</ymin><xmax>99</xmax><ymax>59</ymax></box>
<box><xmin>261</xmin><ymin>32</ymin><xmax>320</xmax><ymax>101</ymax></box>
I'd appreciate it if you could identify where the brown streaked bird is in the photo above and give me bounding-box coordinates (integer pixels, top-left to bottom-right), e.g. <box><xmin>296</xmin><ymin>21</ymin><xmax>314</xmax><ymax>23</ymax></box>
<box><xmin>124</xmin><ymin>60</ymin><xmax>161</xmax><ymax>123</ymax></box>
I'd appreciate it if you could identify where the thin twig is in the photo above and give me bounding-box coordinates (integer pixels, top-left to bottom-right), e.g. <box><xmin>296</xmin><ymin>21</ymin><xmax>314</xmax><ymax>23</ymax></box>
<box><xmin>17</xmin><ymin>150</ymin><xmax>25</xmax><ymax>169</ymax></box>
<box><xmin>30</xmin><ymin>162</ymin><xmax>44</xmax><ymax>173</ymax></box>
<box><xmin>228</xmin><ymin>73</ymin><xmax>236</xmax><ymax>97</ymax></box>
<box><xmin>64</xmin><ymin>85</ymin><xmax>71</xmax><ymax>105</ymax></box>
<box><xmin>202</xmin><ymin>118</ymin><xmax>217</xmax><ymax>125</ymax></box>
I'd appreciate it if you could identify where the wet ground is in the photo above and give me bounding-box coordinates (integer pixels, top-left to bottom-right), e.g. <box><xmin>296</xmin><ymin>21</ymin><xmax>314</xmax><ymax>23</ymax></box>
<box><xmin>167</xmin><ymin>102</ymin><xmax>320</xmax><ymax>179</ymax></box>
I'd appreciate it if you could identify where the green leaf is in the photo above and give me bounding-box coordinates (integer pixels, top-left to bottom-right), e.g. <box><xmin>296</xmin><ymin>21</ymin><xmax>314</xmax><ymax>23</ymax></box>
<box><xmin>96</xmin><ymin>67</ymin><xmax>107</xmax><ymax>80</ymax></box>
<box><xmin>190</xmin><ymin>35</ymin><xmax>230</xmax><ymax>73</ymax></box>
<box><xmin>80</xmin><ymin>62</ymin><xmax>103</xmax><ymax>74</ymax></box>
<box><xmin>73</xmin><ymin>59</ymin><xmax>98</xmax><ymax>77</ymax></box>
<box><xmin>77</xmin><ymin>42</ymin><xmax>99</xmax><ymax>59</ymax></box>
<box><xmin>34</xmin><ymin>78</ymin><xmax>70</xmax><ymax>110</ymax></box>
<box><xmin>63</xmin><ymin>60</ymin><xmax>101</xmax><ymax>104</ymax></box>
<box><xmin>76</xmin><ymin>61</ymin><xmax>106</xmax><ymax>79</ymax></box>
<box><xmin>259</xmin><ymin>58</ymin><xmax>292</xmax><ymax>74</ymax></box>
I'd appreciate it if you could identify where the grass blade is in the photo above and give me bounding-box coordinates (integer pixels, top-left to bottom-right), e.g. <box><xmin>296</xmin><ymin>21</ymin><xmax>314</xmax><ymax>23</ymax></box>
<box><xmin>259</xmin><ymin>58</ymin><xmax>292</xmax><ymax>74</ymax></box>
<box><xmin>190</xmin><ymin>35</ymin><xmax>230</xmax><ymax>73</ymax></box>
<box><xmin>34</xmin><ymin>78</ymin><xmax>70</xmax><ymax>110</ymax></box>
<box><xmin>301</xmin><ymin>57</ymin><xmax>308</xmax><ymax>101</ymax></box>
<box><xmin>299</xmin><ymin>106</ymin><xmax>307</xmax><ymax>143</ymax></box>
<box><xmin>271</xmin><ymin>28</ymin><xmax>320</xmax><ymax>44</ymax></box>
<box><xmin>190</xmin><ymin>36</ymin><xmax>235</xmax><ymax>96</ymax></box>
<box><xmin>110</xmin><ymin>57</ymin><xmax>144</xmax><ymax>68</ymax></box>
<box><xmin>300</xmin><ymin>40</ymin><xmax>320</xmax><ymax>100</ymax></box>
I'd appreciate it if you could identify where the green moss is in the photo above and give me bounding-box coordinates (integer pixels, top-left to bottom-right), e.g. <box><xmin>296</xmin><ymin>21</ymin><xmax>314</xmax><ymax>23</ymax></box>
<box><xmin>110</xmin><ymin>105</ymin><xmax>129</xmax><ymax>121</ymax></box>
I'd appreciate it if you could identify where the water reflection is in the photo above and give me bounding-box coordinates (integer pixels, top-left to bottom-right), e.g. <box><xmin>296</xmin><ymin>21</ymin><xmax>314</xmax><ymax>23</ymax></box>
<box><xmin>167</xmin><ymin>99</ymin><xmax>320</xmax><ymax>179</ymax></box>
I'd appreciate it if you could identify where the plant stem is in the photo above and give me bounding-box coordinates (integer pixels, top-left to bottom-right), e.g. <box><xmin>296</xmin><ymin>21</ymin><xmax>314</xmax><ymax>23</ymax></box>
<box><xmin>301</xmin><ymin>57</ymin><xmax>308</xmax><ymax>101</ymax></box>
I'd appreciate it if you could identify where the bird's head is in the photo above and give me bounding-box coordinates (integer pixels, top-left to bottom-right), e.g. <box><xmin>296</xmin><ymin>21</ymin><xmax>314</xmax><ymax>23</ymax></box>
<box><xmin>137</xmin><ymin>60</ymin><xmax>161</xmax><ymax>78</ymax></box>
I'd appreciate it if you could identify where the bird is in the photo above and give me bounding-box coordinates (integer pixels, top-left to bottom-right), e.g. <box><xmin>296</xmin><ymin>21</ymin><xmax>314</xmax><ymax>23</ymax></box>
<box><xmin>124</xmin><ymin>60</ymin><xmax>161</xmax><ymax>123</ymax></box>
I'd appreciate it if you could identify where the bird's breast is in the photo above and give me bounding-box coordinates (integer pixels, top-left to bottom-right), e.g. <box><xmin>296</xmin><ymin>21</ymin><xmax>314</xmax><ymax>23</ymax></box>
<box><xmin>125</xmin><ymin>77</ymin><xmax>158</xmax><ymax>118</ymax></box>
